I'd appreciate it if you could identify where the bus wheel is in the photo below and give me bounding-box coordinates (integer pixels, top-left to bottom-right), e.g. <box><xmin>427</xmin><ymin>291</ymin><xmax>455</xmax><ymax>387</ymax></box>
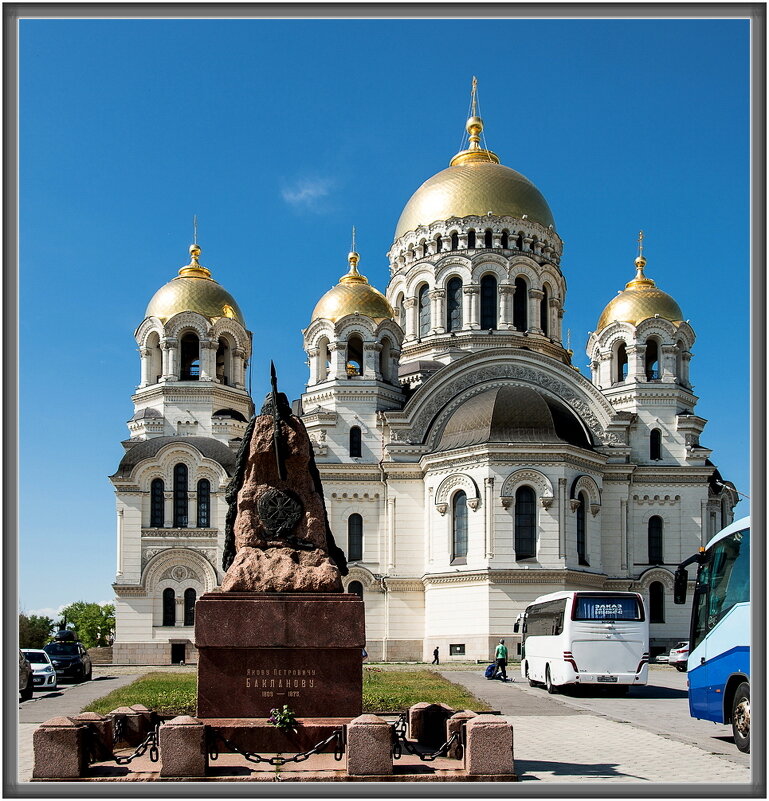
<box><xmin>731</xmin><ymin>682</ymin><xmax>750</xmax><ymax>753</ymax></box>
<box><xmin>545</xmin><ymin>666</ymin><xmax>557</xmax><ymax>694</ymax></box>
<box><xmin>524</xmin><ymin>663</ymin><xmax>536</xmax><ymax>687</ymax></box>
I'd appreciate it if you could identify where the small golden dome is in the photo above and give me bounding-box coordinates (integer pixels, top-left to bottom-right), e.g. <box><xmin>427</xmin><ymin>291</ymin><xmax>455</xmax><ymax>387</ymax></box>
<box><xmin>312</xmin><ymin>251</ymin><xmax>395</xmax><ymax>324</ymax></box>
<box><xmin>394</xmin><ymin>79</ymin><xmax>554</xmax><ymax>239</ymax></box>
<box><xmin>145</xmin><ymin>244</ymin><xmax>245</xmax><ymax>326</ymax></box>
<box><xmin>596</xmin><ymin>247</ymin><xmax>683</xmax><ymax>330</ymax></box>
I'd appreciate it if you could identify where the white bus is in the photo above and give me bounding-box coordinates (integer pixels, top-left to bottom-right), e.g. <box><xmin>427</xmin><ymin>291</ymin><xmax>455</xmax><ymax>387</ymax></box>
<box><xmin>515</xmin><ymin>591</ymin><xmax>650</xmax><ymax>693</ymax></box>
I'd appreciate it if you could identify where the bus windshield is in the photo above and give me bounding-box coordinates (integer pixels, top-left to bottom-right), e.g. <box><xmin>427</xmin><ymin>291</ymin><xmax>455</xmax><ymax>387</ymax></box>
<box><xmin>691</xmin><ymin>528</ymin><xmax>749</xmax><ymax>650</ymax></box>
<box><xmin>573</xmin><ymin>594</ymin><xmax>642</xmax><ymax>621</ymax></box>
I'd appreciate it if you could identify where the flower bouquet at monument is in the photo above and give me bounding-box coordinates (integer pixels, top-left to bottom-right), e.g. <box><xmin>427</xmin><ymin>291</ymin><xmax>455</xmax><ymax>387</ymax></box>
<box><xmin>268</xmin><ymin>705</ymin><xmax>298</xmax><ymax>735</ymax></box>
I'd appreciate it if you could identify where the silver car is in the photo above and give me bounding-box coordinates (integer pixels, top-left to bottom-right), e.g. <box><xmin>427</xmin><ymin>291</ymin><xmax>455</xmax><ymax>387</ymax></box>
<box><xmin>22</xmin><ymin>649</ymin><xmax>58</xmax><ymax>690</ymax></box>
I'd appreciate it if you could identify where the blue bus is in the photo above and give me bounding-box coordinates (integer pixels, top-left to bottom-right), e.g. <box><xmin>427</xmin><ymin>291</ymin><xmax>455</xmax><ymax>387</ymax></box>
<box><xmin>674</xmin><ymin>516</ymin><xmax>750</xmax><ymax>753</ymax></box>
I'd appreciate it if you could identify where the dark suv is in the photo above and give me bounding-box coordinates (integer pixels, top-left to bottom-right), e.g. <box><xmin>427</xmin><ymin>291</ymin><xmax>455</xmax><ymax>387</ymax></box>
<box><xmin>43</xmin><ymin>631</ymin><xmax>92</xmax><ymax>682</ymax></box>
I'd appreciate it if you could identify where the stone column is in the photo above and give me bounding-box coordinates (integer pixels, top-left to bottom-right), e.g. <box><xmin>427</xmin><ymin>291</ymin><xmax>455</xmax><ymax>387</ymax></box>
<box><xmin>159</xmin><ymin>716</ymin><xmax>207</xmax><ymax>778</ymax></box>
<box><xmin>199</xmin><ymin>339</ymin><xmax>215</xmax><ymax>381</ymax></box>
<box><xmin>484</xmin><ymin>477</ymin><xmax>494</xmax><ymax>558</ymax></box>
<box><xmin>139</xmin><ymin>347</ymin><xmax>151</xmax><ymax>386</ymax></box>
<box><xmin>116</xmin><ymin>507</ymin><xmax>124</xmax><ymax>576</ymax></box>
<box><xmin>189</xmin><ymin>490</ymin><xmax>198</xmax><ymax>528</ymax></box>
<box><xmin>522</xmin><ymin>234</ymin><xmax>533</xmax><ymax>252</ymax></box>
<box><xmin>620</xmin><ymin>497</ymin><xmax>628</xmax><ymax>570</ymax></box>
<box><xmin>404</xmin><ymin>298</ymin><xmax>418</xmax><ymax>341</ymax></box>
<box><xmin>430</xmin><ymin>289</ymin><xmax>446</xmax><ymax>334</ymax></box>
<box><xmin>364</xmin><ymin>342</ymin><xmax>382</xmax><ymax>379</ymax></box>
<box><xmin>464</xmin><ymin>715</ymin><xmax>514</xmax><ymax>776</ymax></box>
<box><xmin>346</xmin><ymin>715</ymin><xmax>392</xmax><ymax>776</ymax></box>
<box><xmin>306</xmin><ymin>346</ymin><xmax>319</xmax><ymax>385</ymax></box>
<box><xmin>161</xmin><ymin>338</ymin><xmax>177</xmax><ymax>381</ymax></box>
<box><xmin>627</xmin><ymin>344</ymin><xmax>645</xmax><ymax>382</ymax></box>
<box><xmin>164</xmin><ymin>491</ymin><xmax>174</xmax><ymax>529</ymax></box>
<box><xmin>558</xmin><ymin>478</ymin><xmax>567</xmax><ymax>560</ymax></box>
<box><xmin>458</xmin><ymin>232</ymin><xmax>469</xmax><ymax>249</ymax></box>
<box><xmin>682</xmin><ymin>350</ymin><xmax>693</xmax><ymax>386</ymax></box>
<box><xmin>464</xmin><ymin>285</ymin><xmax>480</xmax><ymax>329</ymax></box>
<box><xmin>598</xmin><ymin>352</ymin><xmax>612</xmax><ymax>387</ymax></box>
<box><xmin>528</xmin><ymin>288</ymin><xmax>544</xmax><ymax>334</ymax></box>
<box><xmin>661</xmin><ymin>344</ymin><xmax>677</xmax><ymax>381</ymax></box>
<box><xmin>329</xmin><ymin>342</ymin><xmax>347</xmax><ymax>379</ymax></box>
<box><xmin>549</xmin><ymin>297</ymin><xmax>562</xmax><ymax>342</ymax></box>
<box><xmin>492</xmin><ymin>231</ymin><xmax>502</xmax><ymax>248</ymax></box>
<box><xmin>231</xmin><ymin>347</ymin><xmax>245</xmax><ymax>388</ymax></box>
<box><xmin>498</xmin><ymin>283</ymin><xmax>514</xmax><ymax>329</ymax></box>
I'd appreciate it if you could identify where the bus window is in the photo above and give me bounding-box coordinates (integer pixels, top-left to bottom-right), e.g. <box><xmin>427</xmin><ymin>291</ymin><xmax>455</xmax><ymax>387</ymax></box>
<box><xmin>573</xmin><ymin>594</ymin><xmax>642</xmax><ymax>621</ymax></box>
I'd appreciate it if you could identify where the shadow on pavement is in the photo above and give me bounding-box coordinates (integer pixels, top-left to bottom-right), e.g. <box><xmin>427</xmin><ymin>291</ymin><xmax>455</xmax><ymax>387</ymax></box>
<box><xmin>516</xmin><ymin>759</ymin><xmax>646</xmax><ymax>781</ymax></box>
<box><xmin>562</xmin><ymin>685</ymin><xmax>688</xmax><ymax>700</ymax></box>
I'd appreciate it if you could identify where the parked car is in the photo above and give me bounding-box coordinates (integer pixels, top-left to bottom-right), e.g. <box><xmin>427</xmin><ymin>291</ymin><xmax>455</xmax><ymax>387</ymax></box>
<box><xmin>43</xmin><ymin>630</ymin><xmax>92</xmax><ymax>682</ymax></box>
<box><xmin>668</xmin><ymin>641</ymin><xmax>690</xmax><ymax>672</ymax></box>
<box><xmin>22</xmin><ymin>649</ymin><xmax>58</xmax><ymax>691</ymax></box>
<box><xmin>655</xmin><ymin>653</ymin><xmax>669</xmax><ymax>663</ymax></box>
<box><xmin>19</xmin><ymin>650</ymin><xmax>33</xmax><ymax>701</ymax></box>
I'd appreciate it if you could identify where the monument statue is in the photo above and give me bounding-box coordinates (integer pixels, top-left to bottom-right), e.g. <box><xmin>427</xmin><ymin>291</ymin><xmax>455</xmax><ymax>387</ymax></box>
<box><xmin>220</xmin><ymin>362</ymin><xmax>348</xmax><ymax>592</ymax></box>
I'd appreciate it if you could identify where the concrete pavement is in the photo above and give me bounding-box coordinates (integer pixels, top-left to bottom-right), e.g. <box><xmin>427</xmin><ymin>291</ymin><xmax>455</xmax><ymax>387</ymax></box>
<box><xmin>440</xmin><ymin>669</ymin><xmax>752</xmax><ymax>784</ymax></box>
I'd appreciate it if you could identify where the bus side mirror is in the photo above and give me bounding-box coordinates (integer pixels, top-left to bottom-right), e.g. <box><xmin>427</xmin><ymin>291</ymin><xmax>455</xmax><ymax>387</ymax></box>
<box><xmin>673</xmin><ymin>568</ymin><xmax>688</xmax><ymax>604</ymax></box>
<box><xmin>513</xmin><ymin>621</ymin><xmax>520</xmax><ymax>633</ymax></box>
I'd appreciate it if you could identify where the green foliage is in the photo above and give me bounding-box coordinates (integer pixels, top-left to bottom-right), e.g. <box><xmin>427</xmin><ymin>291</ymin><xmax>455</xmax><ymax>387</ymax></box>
<box><xmin>362</xmin><ymin>668</ymin><xmax>491</xmax><ymax>713</ymax></box>
<box><xmin>82</xmin><ymin>673</ymin><xmax>198</xmax><ymax>716</ymax></box>
<box><xmin>268</xmin><ymin>704</ymin><xmax>298</xmax><ymax>733</ymax></box>
<box><xmin>81</xmin><ymin>669</ymin><xmax>489</xmax><ymax>718</ymax></box>
<box><xmin>60</xmin><ymin>601</ymin><xmax>115</xmax><ymax>648</ymax></box>
<box><xmin>19</xmin><ymin>614</ymin><xmax>55</xmax><ymax>648</ymax></box>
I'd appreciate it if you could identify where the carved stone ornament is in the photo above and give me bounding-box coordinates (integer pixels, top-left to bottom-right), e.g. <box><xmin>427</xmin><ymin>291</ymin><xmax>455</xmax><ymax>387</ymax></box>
<box><xmin>540</xmin><ymin>497</ymin><xmax>554</xmax><ymax>509</ymax></box>
<box><xmin>256</xmin><ymin>488</ymin><xmax>303</xmax><ymax>538</ymax></box>
<box><xmin>569</xmin><ymin>499</ymin><xmax>581</xmax><ymax>512</ymax></box>
<box><xmin>171</xmin><ymin>566</ymin><xmax>189</xmax><ymax>581</ymax></box>
<box><xmin>590</xmin><ymin>503</ymin><xmax>601</xmax><ymax>517</ymax></box>
<box><xmin>467</xmin><ymin>498</ymin><xmax>481</xmax><ymax>512</ymax></box>
<box><xmin>435</xmin><ymin>503</ymin><xmax>448</xmax><ymax>516</ymax></box>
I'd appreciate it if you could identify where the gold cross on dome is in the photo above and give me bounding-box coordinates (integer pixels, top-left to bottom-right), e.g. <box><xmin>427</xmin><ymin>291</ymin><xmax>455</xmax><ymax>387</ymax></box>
<box><xmin>637</xmin><ymin>230</ymin><xmax>644</xmax><ymax>258</ymax></box>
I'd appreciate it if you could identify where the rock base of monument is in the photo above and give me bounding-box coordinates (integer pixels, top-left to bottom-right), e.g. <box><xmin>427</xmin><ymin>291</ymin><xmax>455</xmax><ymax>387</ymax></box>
<box><xmin>195</xmin><ymin>592</ymin><xmax>365</xmax><ymax>720</ymax></box>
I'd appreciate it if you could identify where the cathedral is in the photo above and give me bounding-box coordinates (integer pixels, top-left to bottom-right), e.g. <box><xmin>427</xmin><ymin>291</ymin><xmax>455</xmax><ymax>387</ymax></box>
<box><xmin>111</xmin><ymin>90</ymin><xmax>737</xmax><ymax>664</ymax></box>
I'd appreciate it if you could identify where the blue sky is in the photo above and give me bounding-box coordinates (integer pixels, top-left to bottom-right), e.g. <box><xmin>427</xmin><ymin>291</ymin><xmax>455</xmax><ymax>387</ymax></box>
<box><xmin>19</xmin><ymin>18</ymin><xmax>750</xmax><ymax>616</ymax></box>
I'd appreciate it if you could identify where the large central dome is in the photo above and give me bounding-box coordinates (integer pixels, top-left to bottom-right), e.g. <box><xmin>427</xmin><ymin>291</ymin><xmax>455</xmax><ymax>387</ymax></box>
<box><xmin>395</xmin><ymin>161</ymin><xmax>555</xmax><ymax>241</ymax></box>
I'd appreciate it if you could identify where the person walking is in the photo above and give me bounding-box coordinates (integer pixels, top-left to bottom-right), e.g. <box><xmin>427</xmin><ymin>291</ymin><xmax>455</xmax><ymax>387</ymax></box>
<box><xmin>432</xmin><ymin>647</ymin><xmax>440</xmax><ymax>665</ymax></box>
<box><xmin>495</xmin><ymin>639</ymin><xmax>508</xmax><ymax>681</ymax></box>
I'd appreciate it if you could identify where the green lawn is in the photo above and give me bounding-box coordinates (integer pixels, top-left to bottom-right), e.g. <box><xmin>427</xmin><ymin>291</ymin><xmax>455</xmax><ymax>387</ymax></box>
<box><xmin>82</xmin><ymin>668</ymin><xmax>489</xmax><ymax>717</ymax></box>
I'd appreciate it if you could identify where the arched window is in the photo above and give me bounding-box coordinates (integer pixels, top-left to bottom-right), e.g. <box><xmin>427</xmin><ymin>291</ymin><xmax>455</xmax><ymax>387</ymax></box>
<box><xmin>649</xmin><ymin>581</ymin><xmax>665</xmax><ymax>623</ymax></box>
<box><xmin>215</xmin><ymin>337</ymin><xmax>231</xmax><ymax>385</ymax></box>
<box><xmin>650</xmin><ymin>429</ymin><xmax>662</xmax><ymax>461</ymax></box>
<box><xmin>436</xmin><ymin>235</ymin><xmax>443</xmax><ymax>253</ymax></box>
<box><xmin>348</xmin><ymin>513</ymin><xmax>363</xmax><ymax>561</ymax></box>
<box><xmin>514</xmin><ymin>486</ymin><xmax>536</xmax><ymax>559</ymax></box>
<box><xmin>418</xmin><ymin>285</ymin><xmax>431</xmax><ymax>337</ymax></box>
<box><xmin>180</xmin><ymin>332</ymin><xmax>200</xmax><ymax>380</ymax></box>
<box><xmin>452</xmin><ymin>491</ymin><xmax>468</xmax><ymax>562</ymax></box>
<box><xmin>576</xmin><ymin>491</ymin><xmax>589</xmax><ymax>566</ymax></box>
<box><xmin>513</xmin><ymin>277</ymin><xmax>528</xmax><ymax>331</ymax></box>
<box><xmin>500</xmin><ymin>230</ymin><xmax>509</xmax><ymax>249</ymax></box>
<box><xmin>348</xmin><ymin>581</ymin><xmax>364</xmax><ymax>598</ymax></box>
<box><xmin>616</xmin><ymin>343</ymin><xmax>628</xmax><ymax>382</ymax></box>
<box><xmin>467</xmin><ymin>230</ymin><xmax>476</xmax><ymax>249</ymax></box>
<box><xmin>162</xmin><ymin>588</ymin><xmax>176</xmax><ymax>627</ymax></box>
<box><xmin>446</xmin><ymin>277</ymin><xmax>463</xmax><ymax>332</ymax></box>
<box><xmin>721</xmin><ymin>497</ymin><xmax>729</xmax><ymax>529</ymax></box>
<box><xmin>146</xmin><ymin>331</ymin><xmax>162</xmax><ymax>384</ymax></box>
<box><xmin>484</xmin><ymin>229</ymin><xmax>493</xmax><ymax>248</ymax></box>
<box><xmin>540</xmin><ymin>286</ymin><xmax>550</xmax><ymax>336</ymax></box>
<box><xmin>318</xmin><ymin>337</ymin><xmax>330</xmax><ymax>382</ymax></box>
<box><xmin>197</xmin><ymin>479</ymin><xmax>210</xmax><ymax>528</ymax></box>
<box><xmin>450</xmin><ymin>232</ymin><xmax>459</xmax><ymax>250</ymax></box>
<box><xmin>150</xmin><ymin>479</ymin><xmax>165</xmax><ymax>527</ymax></box>
<box><xmin>380</xmin><ymin>338</ymin><xmax>392</xmax><ymax>381</ymax></box>
<box><xmin>676</xmin><ymin>339</ymin><xmax>686</xmax><ymax>384</ymax></box>
<box><xmin>648</xmin><ymin>516</ymin><xmax>663</xmax><ymax>564</ymax></box>
<box><xmin>349</xmin><ymin>426</ymin><xmax>362</xmax><ymax>458</ymax></box>
<box><xmin>346</xmin><ymin>335</ymin><xmax>364</xmax><ymax>376</ymax></box>
<box><xmin>480</xmin><ymin>275</ymin><xmax>498</xmax><ymax>330</ymax></box>
<box><xmin>645</xmin><ymin>339</ymin><xmax>660</xmax><ymax>380</ymax></box>
<box><xmin>173</xmin><ymin>463</ymin><xmax>188</xmax><ymax>528</ymax></box>
<box><xmin>183</xmin><ymin>588</ymin><xmax>196</xmax><ymax>627</ymax></box>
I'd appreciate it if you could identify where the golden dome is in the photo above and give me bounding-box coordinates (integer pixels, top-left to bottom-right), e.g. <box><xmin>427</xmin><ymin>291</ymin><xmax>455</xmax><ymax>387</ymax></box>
<box><xmin>312</xmin><ymin>251</ymin><xmax>395</xmax><ymax>324</ymax></box>
<box><xmin>596</xmin><ymin>251</ymin><xmax>683</xmax><ymax>330</ymax></box>
<box><xmin>145</xmin><ymin>244</ymin><xmax>245</xmax><ymax>326</ymax></box>
<box><xmin>394</xmin><ymin>100</ymin><xmax>555</xmax><ymax>240</ymax></box>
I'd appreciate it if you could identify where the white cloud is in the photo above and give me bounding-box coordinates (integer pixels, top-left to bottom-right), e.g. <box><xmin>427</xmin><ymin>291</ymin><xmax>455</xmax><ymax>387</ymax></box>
<box><xmin>281</xmin><ymin>178</ymin><xmax>332</xmax><ymax>211</ymax></box>
<box><xmin>24</xmin><ymin>606</ymin><xmax>65</xmax><ymax>620</ymax></box>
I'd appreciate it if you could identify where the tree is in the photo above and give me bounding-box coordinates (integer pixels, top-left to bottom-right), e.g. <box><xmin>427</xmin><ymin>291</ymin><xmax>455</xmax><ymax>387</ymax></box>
<box><xmin>19</xmin><ymin>614</ymin><xmax>55</xmax><ymax>648</ymax></box>
<box><xmin>60</xmin><ymin>602</ymin><xmax>115</xmax><ymax>649</ymax></box>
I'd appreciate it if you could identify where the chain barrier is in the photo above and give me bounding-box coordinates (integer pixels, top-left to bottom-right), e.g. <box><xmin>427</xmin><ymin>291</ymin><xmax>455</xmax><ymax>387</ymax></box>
<box><xmin>390</xmin><ymin>711</ymin><xmax>462</xmax><ymax>761</ymax></box>
<box><xmin>207</xmin><ymin>727</ymin><xmax>345</xmax><ymax>766</ymax></box>
<box><xmin>93</xmin><ymin>712</ymin><xmax>162</xmax><ymax>766</ymax></box>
